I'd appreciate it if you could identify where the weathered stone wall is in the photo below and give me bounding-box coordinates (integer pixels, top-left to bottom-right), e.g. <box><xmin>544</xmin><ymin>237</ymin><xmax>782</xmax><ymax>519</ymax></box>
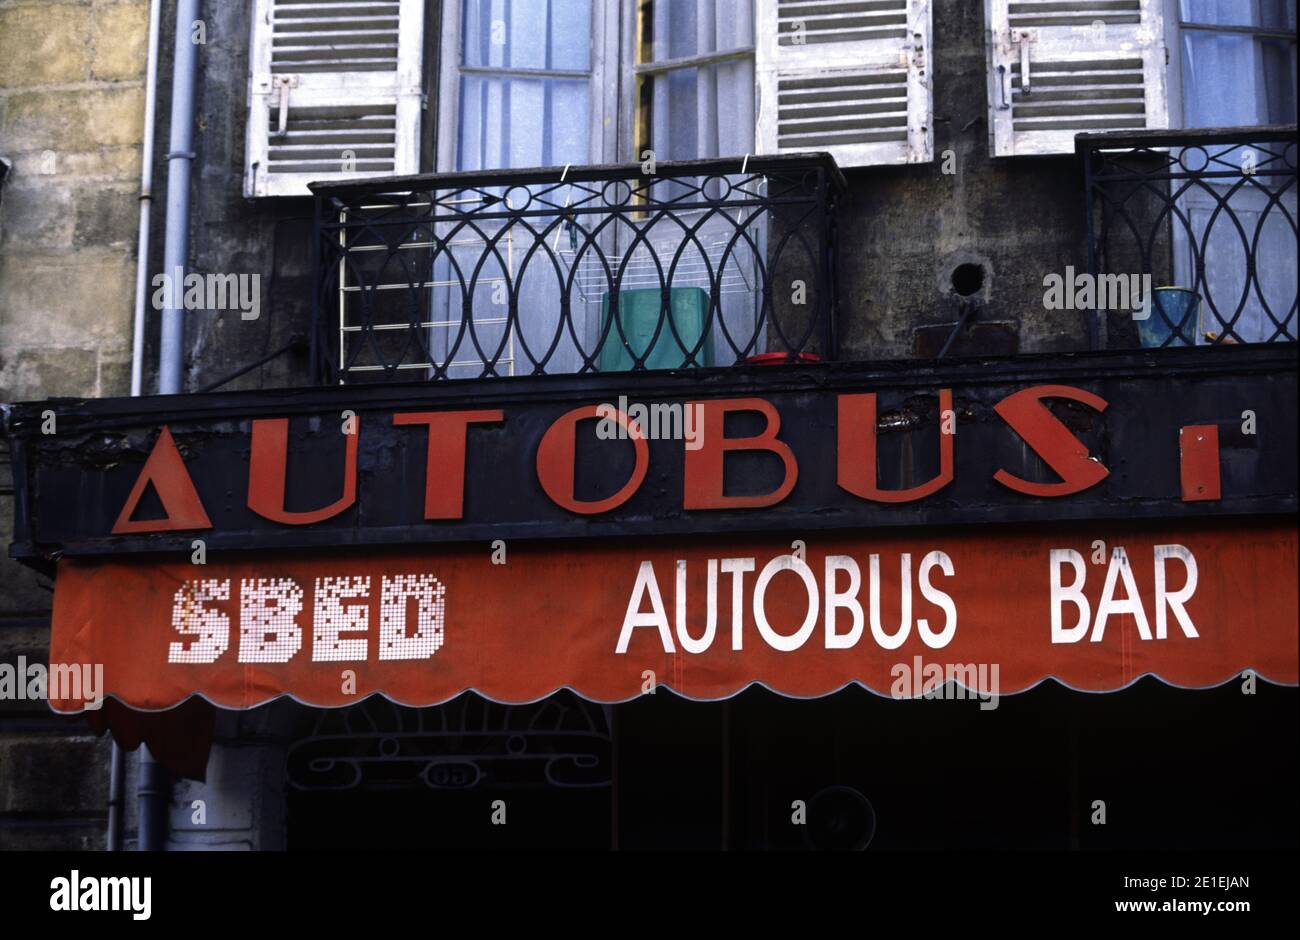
<box><xmin>834</xmin><ymin>0</ymin><xmax>1092</xmax><ymax>361</ymax></box>
<box><xmin>0</xmin><ymin>0</ymin><xmax>147</xmax><ymax>399</ymax></box>
<box><xmin>0</xmin><ymin>0</ymin><xmax>150</xmax><ymax>851</ymax></box>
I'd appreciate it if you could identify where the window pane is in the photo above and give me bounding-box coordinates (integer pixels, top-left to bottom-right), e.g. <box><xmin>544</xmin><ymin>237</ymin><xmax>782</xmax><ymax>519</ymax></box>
<box><xmin>661</xmin><ymin>69</ymin><xmax>699</xmax><ymax>158</ymax></box>
<box><xmin>639</xmin><ymin>0</ymin><xmax>754</xmax><ymax>63</ymax></box>
<box><xmin>718</xmin><ymin>58</ymin><xmax>757</xmax><ymax>155</ymax></box>
<box><xmin>1259</xmin><ymin>0</ymin><xmax>1297</xmax><ymax>30</ymax></box>
<box><xmin>463</xmin><ymin>0</ymin><xmax>591</xmax><ymax>71</ymax></box>
<box><xmin>642</xmin><ymin>60</ymin><xmax>755</xmax><ymax>160</ymax></box>
<box><xmin>1180</xmin><ymin>32</ymin><xmax>1261</xmax><ymax>126</ymax></box>
<box><xmin>549</xmin><ymin>1</ymin><xmax>593</xmax><ymax>70</ymax></box>
<box><xmin>458</xmin><ymin>75</ymin><xmax>590</xmax><ymax>170</ymax></box>
<box><xmin>1179</xmin><ymin>0</ymin><xmax>1256</xmax><ymax>28</ymax></box>
<box><xmin>1261</xmin><ymin>39</ymin><xmax>1298</xmax><ymax>122</ymax></box>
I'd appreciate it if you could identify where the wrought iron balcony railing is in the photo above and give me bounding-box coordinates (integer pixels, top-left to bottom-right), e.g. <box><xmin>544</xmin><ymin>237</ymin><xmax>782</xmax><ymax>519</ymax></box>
<box><xmin>1079</xmin><ymin>125</ymin><xmax>1297</xmax><ymax>349</ymax></box>
<box><xmin>309</xmin><ymin>154</ymin><xmax>844</xmax><ymax>384</ymax></box>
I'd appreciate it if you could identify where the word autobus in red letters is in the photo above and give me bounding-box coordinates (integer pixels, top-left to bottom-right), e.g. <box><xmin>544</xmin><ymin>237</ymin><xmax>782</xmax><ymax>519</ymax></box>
<box><xmin>111</xmin><ymin>386</ymin><xmax>1112</xmax><ymax>535</ymax></box>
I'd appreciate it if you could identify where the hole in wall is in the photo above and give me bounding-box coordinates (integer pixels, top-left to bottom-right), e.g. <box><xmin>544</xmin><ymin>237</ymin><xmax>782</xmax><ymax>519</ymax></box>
<box><xmin>950</xmin><ymin>262</ymin><xmax>985</xmax><ymax>297</ymax></box>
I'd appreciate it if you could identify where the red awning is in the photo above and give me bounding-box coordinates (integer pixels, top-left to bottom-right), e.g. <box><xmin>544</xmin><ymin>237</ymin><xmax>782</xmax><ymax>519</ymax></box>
<box><xmin>47</xmin><ymin>517</ymin><xmax>1297</xmax><ymax>715</ymax></box>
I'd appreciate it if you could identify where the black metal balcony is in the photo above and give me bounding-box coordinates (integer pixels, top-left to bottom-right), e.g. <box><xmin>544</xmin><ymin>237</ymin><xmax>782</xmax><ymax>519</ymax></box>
<box><xmin>309</xmin><ymin>154</ymin><xmax>844</xmax><ymax>384</ymax></box>
<box><xmin>1079</xmin><ymin>125</ymin><xmax>1297</xmax><ymax>349</ymax></box>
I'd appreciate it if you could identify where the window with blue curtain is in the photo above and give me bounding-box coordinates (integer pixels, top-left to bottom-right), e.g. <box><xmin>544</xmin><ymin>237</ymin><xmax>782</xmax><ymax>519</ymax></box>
<box><xmin>457</xmin><ymin>0</ymin><xmax>594</xmax><ymax>170</ymax></box>
<box><xmin>1177</xmin><ymin>0</ymin><xmax>1296</xmax><ymax>126</ymax></box>
<box><xmin>1170</xmin><ymin>0</ymin><xmax>1296</xmax><ymax>343</ymax></box>
<box><xmin>634</xmin><ymin>0</ymin><xmax>756</xmax><ymax>160</ymax></box>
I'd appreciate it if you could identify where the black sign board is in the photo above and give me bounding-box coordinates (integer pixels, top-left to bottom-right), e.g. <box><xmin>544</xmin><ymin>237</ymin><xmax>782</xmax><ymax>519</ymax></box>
<box><xmin>4</xmin><ymin>346</ymin><xmax>1295</xmax><ymax>568</ymax></box>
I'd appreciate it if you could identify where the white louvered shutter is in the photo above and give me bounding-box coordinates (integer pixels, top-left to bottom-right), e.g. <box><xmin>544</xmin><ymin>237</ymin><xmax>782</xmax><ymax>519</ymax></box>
<box><xmin>244</xmin><ymin>0</ymin><xmax>425</xmax><ymax>197</ymax></box>
<box><xmin>755</xmin><ymin>0</ymin><xmax>933</xmax><ymax>167</ymax></box>
<box><xmin>985</xmin><ymin>0</ymin><xmax>1168</xmax><ymax>157</ymax></box>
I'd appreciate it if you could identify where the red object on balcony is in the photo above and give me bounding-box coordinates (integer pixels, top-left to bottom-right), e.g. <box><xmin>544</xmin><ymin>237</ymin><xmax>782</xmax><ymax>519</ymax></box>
<box><xmin>742</xmin><ymin>352</ymin><xmax>822</xmax><ymax>365</ymax></box>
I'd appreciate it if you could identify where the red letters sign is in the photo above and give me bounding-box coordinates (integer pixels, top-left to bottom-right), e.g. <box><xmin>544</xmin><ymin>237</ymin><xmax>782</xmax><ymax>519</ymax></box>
<box><xmin>109</xmin><ymin>386</ymin><xmax>1133</xmax><ymax>536</ymax></box>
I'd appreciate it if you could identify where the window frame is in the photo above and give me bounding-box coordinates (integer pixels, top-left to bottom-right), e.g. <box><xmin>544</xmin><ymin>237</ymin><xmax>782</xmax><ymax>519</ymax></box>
<box><xmin>1164</xmin><ymin>0</ymin><xmax>1298</xmax><ymax>128</ymax></box>
<box><xmin>435</xmin><ymin>0</ymin><xmax>622</xmax><ymax>172</ymax></box>
<box><xmin>621</xmin><ymin>0</ymin><xmax>758</xmax><ymax>162</ymax></box>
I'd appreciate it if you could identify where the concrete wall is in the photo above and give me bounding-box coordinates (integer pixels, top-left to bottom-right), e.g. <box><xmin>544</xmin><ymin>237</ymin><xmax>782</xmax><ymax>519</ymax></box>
<box><xmin>834</xmin><ymin>0</ymin><xmax>1091</xmax><ymax>361</ymax></box>
<box><xmin>0</xmin><ymin>0</ymin><xmax>150</xmax><ymax>852</ymax></box>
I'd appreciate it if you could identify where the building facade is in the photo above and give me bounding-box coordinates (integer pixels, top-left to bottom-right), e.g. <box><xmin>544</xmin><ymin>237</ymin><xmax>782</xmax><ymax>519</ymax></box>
<box><xmin>1</xmin><ymin>0</ymin><xmax>1296</xmax><ymax>851</ymax></box>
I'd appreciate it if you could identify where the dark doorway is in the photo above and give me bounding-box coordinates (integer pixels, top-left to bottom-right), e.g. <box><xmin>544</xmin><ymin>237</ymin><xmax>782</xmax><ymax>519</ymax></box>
<box><xmin>286</xmin><ymin>692</ymin><xmax>613</xmax><ymax>850</ymax></box>
<box><xmin>287</xmin><ymin>681</ymin><xmax>1298</xmax><ymax>850</ymax></box>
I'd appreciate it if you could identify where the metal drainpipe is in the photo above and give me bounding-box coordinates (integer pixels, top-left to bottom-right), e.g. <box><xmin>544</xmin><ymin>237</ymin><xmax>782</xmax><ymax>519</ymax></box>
<box><xmin>137</xmin><ymin>744</ymin><xmax>171</xmax><ymax>852</ymax></box>
<box><xmin>107</xmin><ymin>742</ymin><xmax>126</xmax><ymax>851</ymax></box>
<box><xmin>111</xmin><ymin>0</ymin><xmax>162</xmax><ymax>854</ymax></box>
<box><xmin>158</xmin><ymin>0</ymin><xmax>201</xmax><ymax>398</ymax></box>
<box><xmin>140</xmin><ymin>0</ymin><xmax>201</xmax><ymax>851</ymax></box>
<box><xmin>131</xmin><ymin>0</ymin><xmax>163</xmax><ymax>400</ymax></box>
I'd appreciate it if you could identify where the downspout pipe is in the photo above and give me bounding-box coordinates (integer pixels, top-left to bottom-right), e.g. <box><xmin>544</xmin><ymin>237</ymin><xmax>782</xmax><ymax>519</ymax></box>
<box><xmin>112</xmin><ymin>0</ymin><xmax>162</xmax><ymax>854</ymax></box>
<box><xmin>131</xmin><ymin>0</ymin><xmax>163</xmax><ymax>400</ymax></box>
<box><xmin>107</xmin><ymin>742</ymin><xmax>126</xmax><ymax>851</ymax></box>
<box><xmin>158</xmin><ymin>0</ymin><xmax>201</xmax><ymax>397</ymax></box>
<box><xmin>137</xmin><ymin>744</ymin><xmax>171</xmax><ymax>852</ymax></box>
<box><xmin>140</xmin><ymin>0</ymin><xmax>201</xmax><ymax>851</ymax></box>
